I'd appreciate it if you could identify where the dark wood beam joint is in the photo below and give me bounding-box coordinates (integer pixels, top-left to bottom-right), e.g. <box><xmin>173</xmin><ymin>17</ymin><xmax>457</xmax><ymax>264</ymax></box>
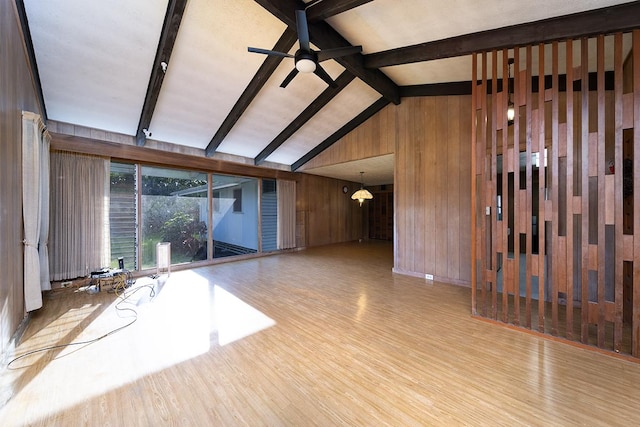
<box><xmin>254</xmin><ymin>71</ymin><xmax>355</xmax><ymax>165</ymax></box>
<box><xmin>135</xmin><ymin>0</ymin><xmax>187</xmax><ymax>146</ymax></box>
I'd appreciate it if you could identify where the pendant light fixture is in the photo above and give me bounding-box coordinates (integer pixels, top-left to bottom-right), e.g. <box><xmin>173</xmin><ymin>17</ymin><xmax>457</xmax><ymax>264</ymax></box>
<box><xmin>351</xmin><ymin>172</ymin><xmax>373</xmax><ymax>207</ymax></box>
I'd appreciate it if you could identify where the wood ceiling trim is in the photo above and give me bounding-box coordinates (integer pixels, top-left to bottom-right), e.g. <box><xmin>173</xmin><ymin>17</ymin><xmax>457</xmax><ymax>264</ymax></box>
<box><xmin>364</xmin><ymin>2</ymin><xmax>640</xmax><ymax>68</ymax></box>
<box><xmin>254</xmin><ymin>0</ymin><xmax>400</xmax><ymax>104</ymax></box>
<box><xmin>254</xmin><ymin>71</ymin><xmax>355</xmax><ymax>165</ymax></box>
<box><xmin>135</xmin><ymin>0</ymin><xmax>187</xmax><ymax>146</ymax></box>
<box><xmin>399</xmin><ymin>71</ymin><xmax>616</xmax><ymax>97</ymax></box>
<box><xmin>15</xmin><ymin>0</ymin><xmax>47</xmax><ymax>120</ymax></box>
<box><xmin>306</xmin><ymin>0</ymin><xmax>374</xmax><ymax>22</ymax></box>
<box><xmin>291</xmin><ymin>96</ymin><xmax>390</xmax><ymax>171</ymax></box>
<box><xmin>205</xmin><ymin>28</ymin><xmax>298</xmax><ymax>157</ymax></box>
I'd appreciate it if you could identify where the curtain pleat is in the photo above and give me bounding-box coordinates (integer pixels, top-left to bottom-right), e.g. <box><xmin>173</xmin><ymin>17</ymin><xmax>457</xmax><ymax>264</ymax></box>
<box><xmin>49</xmin><ymin>151</ymin><xmax>110</xmax><ymax>281</ymax></box>
<box><xmin>277</xmin><ymin>180</ymin><xmax>296</xmax><ymax>249</ymax></box>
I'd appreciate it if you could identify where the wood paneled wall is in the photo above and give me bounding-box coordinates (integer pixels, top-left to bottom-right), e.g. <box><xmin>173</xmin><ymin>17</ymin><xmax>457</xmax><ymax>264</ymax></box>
<box><xmin>0</xmin><ymin>0</ymin><xmax>43</xmax><ymax>358</ymax></box>
<box><xmin>295</xmin><ymin>173</ymin><xmax>364</xmax><ymax>247</ymax></box>
<box><xmin>394</xmin><ymin>96</ymin><xmax>472</xmax><ymax>285</ymax></box>
<box><xmin>299</xmin><ymin>104</ymin><xmax>396</xmax><ymax>170</ymax></box>
<box><xmin>472</xmin><ymin>32</ymin><xmax>640</xmax><ymax>357</ymax></box>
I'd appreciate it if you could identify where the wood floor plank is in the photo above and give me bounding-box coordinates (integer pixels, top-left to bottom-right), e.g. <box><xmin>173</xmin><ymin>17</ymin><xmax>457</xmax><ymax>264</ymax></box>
<box><xmin>1</xmin><ymin>242</ymin><xmax>640</xmax><ymax>425</ymax></box>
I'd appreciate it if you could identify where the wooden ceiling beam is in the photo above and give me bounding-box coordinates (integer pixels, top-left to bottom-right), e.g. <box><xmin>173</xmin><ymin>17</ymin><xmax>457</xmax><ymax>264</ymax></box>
<box><xmin>254</xmin><ymin>71</ymin><xmax>355</xmax><ymax>165</ymax></box>
<box><xmin>306</xmin><ymin>0</ymin><xmax>374</xmax><ymax>22</ymax></box>
<box><xmin>135</xmin><ymin>0</ymin><xmax>187</xmax><ymax>146</ymax></box>
<box><xmin>205</xmin><ymin>28</ymin><xmax>298</xmax><ymax>157</ymax></box>
<box><xmin>254</xmin><ymin>0</ymin><xmax>400</xmax><ymax>104</ymax></box>
<box><xmin>291</xmin><ymin>97</ymin><xmax>389</xmax><ymax>171</ymax></box>
<box><xmin>364</xmin><ymin>2</ymin><xmax>640</xmax><ymax>68</ymax></box>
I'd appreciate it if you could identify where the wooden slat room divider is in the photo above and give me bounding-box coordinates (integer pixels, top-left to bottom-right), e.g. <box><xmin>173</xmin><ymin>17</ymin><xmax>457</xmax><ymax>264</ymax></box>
<box><xmin>471</xmin><ymin>31</ymin><xmax>640</xmax><ymax>357</ymax></box>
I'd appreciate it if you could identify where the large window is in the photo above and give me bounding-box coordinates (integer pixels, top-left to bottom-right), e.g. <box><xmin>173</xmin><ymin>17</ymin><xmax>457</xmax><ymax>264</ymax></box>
<box><xmin>141</xmin><ymin>166</ymin><xmax>208</xmax><ymax>269</ymax></box>
<box><xmin>108</xmin><ymin>163</ymin><xmax>289</xmax><ymax>270</ymax></box>
<box><xmin>212</xmin><ymin>175</ymin><xmax>258</xmax><ymax>258</ymax></box>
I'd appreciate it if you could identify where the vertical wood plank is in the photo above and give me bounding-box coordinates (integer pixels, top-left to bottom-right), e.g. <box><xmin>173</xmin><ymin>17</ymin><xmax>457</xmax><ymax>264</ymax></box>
<box><xmin>614</xmin><ymin>33</ymin><xmax>624</xmax><ymax>352</ymax></box>
<box><xmin>502</xmin><ymin>49</ymin><xmax>510</xmax><ymax>323</ymax></box>
<box><xmin>633</xmin><ymin>29</ymin><xmax>640</xmax><ymax>357</ymax></box>
<box><xmin>566</xmin><ymin>39</ymin><xmax>575</xmax><ymax>340</ymax></box>
<box><xmin>447</xmin><ymin>96</ymin><xmax>462</xmax><ymax>282</ymax></box>
<box><xmin>481</xmin><ymin>52</ymin><xmax>489</xmax><ymax>316</ymax></box>
<box><xmin>581</xmin><ymin>37</ymin><xmax>590</xmax><ymax>344</ymax></box>
<box><xmin>513</xmin><ymin>48</ymin><xmax>522</xmax><ymax>326</ymax></box>
<box><xmin>525</xmin><ymin>45</ymin><xmax>533</xmax><ymax>329</ymax></box>
<box><xmin>491</xmin><ymin>51</ymin><xmax>499</xmax><ymax>319</ymax></box>
<box><xmin>538</xmin><ymin>43</ymin><xmax>546</xmax><ymax>332</ymax></box>
<box><xmin>596</xmin><ymin>35</ymin><xmax>606</xmax><ymax>348</ymax></box>
<box><xmin>471</xmin><ymin>54</ymin><xmax>478</xmax><ymax>314</ymax></box>
<box><xmin>551</xmin><ymin>41</ymin><xmax>560</xmax><ymax>335</ymax></box>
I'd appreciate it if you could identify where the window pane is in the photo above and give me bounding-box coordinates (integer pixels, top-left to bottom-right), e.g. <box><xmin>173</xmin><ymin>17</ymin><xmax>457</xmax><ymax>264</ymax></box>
<box><xmin>261</xmin><ymin>179</ymin><xmax>277</xmax><ymax>252</ymax></box>
<box><xmin>212</xmin><ymin>174</ymin><xmax>258</xmax><ymax>258</ymax></box>
<box><xmin>110</xmin><ymin>162</ymin><xmax>137</xmax><ymax>270</ymax></box>
<box><xmin>141</xmin><ymin>166</ymin><xmax>209</xmax><ymax>269</ymax></box>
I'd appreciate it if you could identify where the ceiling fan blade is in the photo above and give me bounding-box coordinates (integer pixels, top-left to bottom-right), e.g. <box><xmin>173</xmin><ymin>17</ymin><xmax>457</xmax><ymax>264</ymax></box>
<box><xmin>295</xmin><ymin>9</ymin><xmax>310</xmax><ymax>51</ymax></box>
<box><xmin>317</xmin><ymin>46</ymin><xmax>363</xmax><ymax>62</ymax></box>
<box><xmin>248</xmin><ymin>47</ymin><xmax>293</xmax><ymax>58</ymax></box>
<box><xmin>280</xmin><ymin>68</ymin><xmax>299</xmax><ymax>88</ymax></box>
<box><xmin>314</xmin><ymin>64</ymin><xmax>337</xmax><ymax>88</ymax></box>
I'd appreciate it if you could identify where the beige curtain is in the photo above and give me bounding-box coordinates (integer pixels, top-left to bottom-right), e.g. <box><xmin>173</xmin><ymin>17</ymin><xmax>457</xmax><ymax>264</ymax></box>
<box><xmin>50</xmin><ymin>151</ymin><xmax>110</xmax><ymax>281</ymax></box>
<box><xmin>22</xmin><ymin>111</ymin><xmax>45</xmax><ymax>311</ymax></box>
<box><xmin>277</xmin><ymin>179</ymin><xmax>296</xmax><ymax>249</ymax></box>
<box><xmin>39</xmin><ymin>128</ymin><xmax>51</xmax><ymax>291</ymax></box>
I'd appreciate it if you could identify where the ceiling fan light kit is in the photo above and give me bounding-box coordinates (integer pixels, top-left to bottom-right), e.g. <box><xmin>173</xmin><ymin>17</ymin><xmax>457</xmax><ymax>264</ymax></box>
<box><xmin>248</xmin><ymin>9</ymin><xmax>361</xmax><ymax>88</ymax></box>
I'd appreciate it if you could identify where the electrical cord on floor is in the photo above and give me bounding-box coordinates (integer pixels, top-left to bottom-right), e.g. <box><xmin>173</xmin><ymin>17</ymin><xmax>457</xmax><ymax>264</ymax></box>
<box><xmin>7</xmin><ymin>279</ymin><xmax>156</xmax><ymax>369</ymax></box>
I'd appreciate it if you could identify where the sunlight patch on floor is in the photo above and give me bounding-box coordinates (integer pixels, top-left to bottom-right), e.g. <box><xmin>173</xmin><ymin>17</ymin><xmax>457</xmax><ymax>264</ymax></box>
<box><xmin>213</xmin><ymin>285</ymin><xmax>276</xmax><ymax>346</ymax></box>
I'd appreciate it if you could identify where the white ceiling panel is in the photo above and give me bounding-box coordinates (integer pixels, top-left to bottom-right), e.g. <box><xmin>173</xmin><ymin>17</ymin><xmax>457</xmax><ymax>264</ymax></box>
<box><xmin>24</xmin><ymin>0</ymin><xmax>168</xmax><ymax>135</ymax></box>
<box><xmin>148</xmin><ymin>0</ymin><xmax>286</xmax><ymax>149</ymax></box>
<box><xmin>265</xmin><ymin>79</ymin><xmax>381</xmax><ymax>165</ymax></box>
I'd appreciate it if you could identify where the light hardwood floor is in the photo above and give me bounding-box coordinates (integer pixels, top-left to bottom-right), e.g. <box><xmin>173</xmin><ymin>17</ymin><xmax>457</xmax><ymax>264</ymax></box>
<box><xmin>1</xmin><ymin>241</ymin><xmax>639</xmax><ymax>426</ymax></box>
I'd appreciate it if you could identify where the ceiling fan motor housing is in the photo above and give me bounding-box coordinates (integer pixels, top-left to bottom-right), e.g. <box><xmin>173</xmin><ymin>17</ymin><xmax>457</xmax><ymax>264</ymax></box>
<box><xmin>295</xmin><ymin>49</ymin><xmax>317</xmax><ymax>73</ymax></box>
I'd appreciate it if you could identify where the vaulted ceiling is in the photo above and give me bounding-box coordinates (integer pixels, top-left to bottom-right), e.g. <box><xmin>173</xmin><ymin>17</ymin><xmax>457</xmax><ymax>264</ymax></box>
<box><xmin>20</xmin><ymin>0</ymin><xmax>640</xmax><ymax>185</ymax></box>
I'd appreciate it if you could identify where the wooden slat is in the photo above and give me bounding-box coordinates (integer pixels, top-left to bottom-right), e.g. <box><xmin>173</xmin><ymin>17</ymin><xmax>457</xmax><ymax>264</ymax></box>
<box><xmin>565</xmin><ymin>38</ymin><xmax>575</xmax><ymax>340</ymax></box>
<box><xmin>597</xmin><ymin>34</ymin><xmax>606</xmax><ymax>349</ymax></box>
<box><xmin>624</xmin><ymin>235</ymin><xmax>634</xmax><ymax>261</ymax></box>
<box><xmin>502</xmin><ymin>49</ymin><xmax>510</xmax><ymax>323</ymax></box>
<box><xmin>559</xmin><ymin>123</ymin><xmax>567</xmax><ymax>157</ymax></box>
<box><xmin>623</xmin><ymin>92</ymin><xmax>634</xmax><ymax>129</ymax></box>
<box><xmin>551</xmin><ymin>41</ymin><xmax>560</xmax><ymax>335</ymax></box>
<box><xmin>491</xmin><ymin>50</ymin><xmax>499</xmax><ymax>320</ymax></box>
<box><xmin>581</xmin><ymin>37</ymin><xmax>590</xmax><ymax>344</ymax></box>
<box><xmin>605</xmin><ymin>175</ymin><xmax>615</xmax><ymax>225</ymax></box>
<box><xmin>480</xmin><ymin>52</ymin><xmax>489</xmax><ymax>316</ymax></box>
<box><xmin>538</xmin><ymin>43</ymin><xmax>546</xmax><ymax>333</ymax></box>
<box><xmin>633</xmin><ymin>29</ymin><xmax>640</xmax><ymax>357</ymax></box>
<box><xmin>471</xmin><ymin>53</ymin><xmax>478</xmax><ymax>315</ymax></box>
<box><xmin>525</xmin><ymin>44</ymin><xmax>533</xmax><ymax>329</ymax></box>
<box><xmin>513</xmin><ymin>48</ymin><xmax>522</xmax><ymax>326</ymax></box>
<box><xmin>614</xmin><ymin>33</ymin><xmax>624</xmax><ymax>351</ymax></box>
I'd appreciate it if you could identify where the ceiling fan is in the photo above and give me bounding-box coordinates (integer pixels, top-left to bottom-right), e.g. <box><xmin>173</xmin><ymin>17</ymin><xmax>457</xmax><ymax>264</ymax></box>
<box><xmin>248</xmin><ymin>9</ymin><xmax>362</xmax><ymax>88</ymax></box>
